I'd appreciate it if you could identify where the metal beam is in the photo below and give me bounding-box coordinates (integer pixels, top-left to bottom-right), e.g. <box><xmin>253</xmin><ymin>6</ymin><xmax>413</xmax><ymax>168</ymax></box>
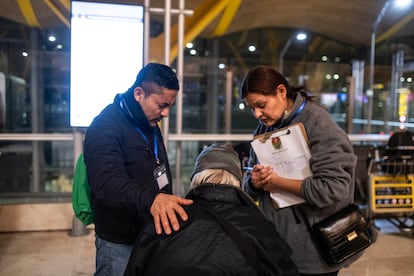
<box><xmin>376</xmin><ymin>10</ymin><xmax>414</xmax><ymax>43</ymax></box>
<box><xmin>0</xmin><ymin>132</ymin><xmax>391</xmax><ymax>143</ymax></box>
<box><xmin>150</xmin><ymin>0</ymin><xmax>228</xmax><ymax>63</ymax></box>
<box><xmin>17</xmin><ymin>0</ymin><xmax>41</xmax><ymax>28</ymax></box>
<box><xmin>44</xmin><ymin>0</ymin><xmax>70</xmax><ymax>27</ymax></box>
<box><xmin>58</xmin><ymin>0</ymin><xmax>70</xmax><ymax>11</ymax></box>
<box><xmin>211</xmin><ymin>0</ymin><xmax>241</xmax><ymax>37</ymax></box>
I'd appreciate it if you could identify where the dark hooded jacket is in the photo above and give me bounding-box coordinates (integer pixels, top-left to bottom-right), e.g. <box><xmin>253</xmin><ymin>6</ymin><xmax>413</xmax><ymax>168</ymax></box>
<box><xmin>84</xmin><ymin>90</ymin><xmax>172</xmax><ymax>245</ymax></box>
<box><xmin>124</xmin><ymin>185</ymin><xmax>299</xmax><ymax>276</ymax></box>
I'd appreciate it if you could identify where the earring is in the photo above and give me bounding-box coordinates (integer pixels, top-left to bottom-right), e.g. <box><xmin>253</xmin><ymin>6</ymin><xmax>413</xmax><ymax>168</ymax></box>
<box><xmin>284</xmin><ymin>110</ymin><xmax>290</xmax><ymax>116</ymax></box>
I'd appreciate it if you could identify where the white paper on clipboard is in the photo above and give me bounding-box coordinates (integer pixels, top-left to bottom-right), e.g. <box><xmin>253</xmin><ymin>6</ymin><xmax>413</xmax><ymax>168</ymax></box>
<box><xmin>250</xmin><ymin>123</ymin><xmax>312</xmax><ymax>208</ymax></box>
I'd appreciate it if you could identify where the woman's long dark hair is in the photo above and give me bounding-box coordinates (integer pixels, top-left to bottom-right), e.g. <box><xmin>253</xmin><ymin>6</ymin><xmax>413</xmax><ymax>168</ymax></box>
<box><xmin>240</xmin><ymin>66</ymin><xmax>314</xmax><ymax>102</ymax></box>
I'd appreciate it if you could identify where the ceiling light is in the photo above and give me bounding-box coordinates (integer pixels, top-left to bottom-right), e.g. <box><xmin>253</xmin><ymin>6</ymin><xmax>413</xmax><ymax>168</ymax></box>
<box><xmin>296</xmin><ymin>33</ymin><xmax>307</xmax><ymax>41</ymax></box>
<box><xmin>248</xmin><ymin>45</ymin><xmax>256</xmax><ymax>52</ymax></box>
<box><xmin>395</xmin><ymin>0</ymin><xmax>412</xmax><ymax>8</ymax></box>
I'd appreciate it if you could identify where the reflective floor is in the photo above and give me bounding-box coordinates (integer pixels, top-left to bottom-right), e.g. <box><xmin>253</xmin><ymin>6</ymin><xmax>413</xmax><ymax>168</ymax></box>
<box><xmin>0</xmin><ymin>219</ymin><xmax>413</xmax><ymax>276</ymax></box>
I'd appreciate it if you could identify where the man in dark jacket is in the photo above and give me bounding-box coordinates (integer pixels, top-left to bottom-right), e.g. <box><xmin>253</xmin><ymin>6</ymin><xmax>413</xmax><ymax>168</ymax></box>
<box><xmin>124</xmin><ymin>144</ymin><xmax>299</xmax><ymax>276</ymax></box>
<box><xmin>83</xmin><ymin>63</ymin><xmax>193</xmax><ymax>276</ymax></box>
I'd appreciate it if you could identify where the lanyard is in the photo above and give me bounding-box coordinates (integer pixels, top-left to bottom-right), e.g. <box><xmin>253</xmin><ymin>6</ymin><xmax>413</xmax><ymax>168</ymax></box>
<box><xmin>136</xmin><ymin>127</ymin><xmax>160</xmax><ymax>165</ymax></box>
<box><xmin>268</xmin><ymin>100</ymin><xmax>306</xmax><ymax>132</ymax></box>
<box><xmin>120</xmin><ymin>96</ymin><xmax>160</xmax><ymax>165</ymax></box>
<box><xmin>286</xmin><ymin>100</ymin><xmax>306</xmax><ymax>125</ymax></box>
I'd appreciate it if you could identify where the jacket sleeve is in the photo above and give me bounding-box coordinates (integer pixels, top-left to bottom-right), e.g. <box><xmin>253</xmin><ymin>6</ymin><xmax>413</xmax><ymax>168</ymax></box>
<box><xmin>84</xmin><ymin>115</ymin><xmax>159</xmax><ymax>216</ymax></box>
<box><xmin>243</xmin><ymin>124</ymin><xmax>267</xmax><ymax>199</ymax></box>
<box><xmin>243</xmin><ymin>146</ymin><xmax>263</xmax><ymax>200</ymax></box>
<box><xmin>300</xmin><ymin>107</ymin><xmax>357</xmax><ymax>208</ymax></box>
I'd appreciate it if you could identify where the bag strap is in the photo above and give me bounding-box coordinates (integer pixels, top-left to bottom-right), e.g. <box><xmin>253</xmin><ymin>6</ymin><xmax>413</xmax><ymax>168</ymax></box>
<box><xmin>195</xmin><ymin>199</ymin><xmax>262</xmax><ymax>275</ymax></box>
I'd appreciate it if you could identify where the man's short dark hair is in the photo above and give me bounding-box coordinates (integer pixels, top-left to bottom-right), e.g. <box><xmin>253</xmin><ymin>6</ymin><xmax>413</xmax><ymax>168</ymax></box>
<box><xmin>128</xmin><ymin>63</ymin><xmax>179</xmax><ymax>94</ymax></box>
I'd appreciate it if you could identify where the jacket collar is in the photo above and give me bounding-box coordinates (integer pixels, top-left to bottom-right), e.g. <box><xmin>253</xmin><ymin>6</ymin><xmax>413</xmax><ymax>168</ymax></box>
<box><xmin>115</xmin><ymin>91</ymin><xmax>153</xmax><ymax>133</ymax></box>
<box><xmin>185</xmin><ymin>184</ymin><xmax>259</xmax><ymax>210</ymax></box>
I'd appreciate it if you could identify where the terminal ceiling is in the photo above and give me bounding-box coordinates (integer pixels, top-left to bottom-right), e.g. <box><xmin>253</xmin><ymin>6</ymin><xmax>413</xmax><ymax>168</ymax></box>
<box><xmin>0</xmin><ymin>0</ymin><xmax>413</xmax><ymax>64</ymax></box>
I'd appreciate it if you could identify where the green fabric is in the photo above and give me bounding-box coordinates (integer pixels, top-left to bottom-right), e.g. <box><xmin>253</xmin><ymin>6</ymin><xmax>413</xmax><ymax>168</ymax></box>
<box><xmin>72</xmin><ymin>153</ymin><xmax>93</xmax><ymax>225</ymax></box>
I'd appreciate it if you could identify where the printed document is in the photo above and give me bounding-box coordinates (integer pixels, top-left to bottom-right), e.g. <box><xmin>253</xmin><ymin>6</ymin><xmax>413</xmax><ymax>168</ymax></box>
<box><xmin>250</xmin><ymin>123</ymin><xmax>312</xmax><ymax>208</ymax></box>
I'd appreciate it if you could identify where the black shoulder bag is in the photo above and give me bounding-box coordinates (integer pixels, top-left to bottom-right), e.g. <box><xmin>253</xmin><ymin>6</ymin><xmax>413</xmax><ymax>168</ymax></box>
<box><xmin>300</xmin><ymin>204</ymin><xmax>373</xmax><ymax>264</ymax></box>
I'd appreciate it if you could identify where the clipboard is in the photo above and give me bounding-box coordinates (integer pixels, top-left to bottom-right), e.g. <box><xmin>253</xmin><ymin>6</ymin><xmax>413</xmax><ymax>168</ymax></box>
<box><xmin>250</xmin><ymin>122</ymin><xmax>312</xmax><ymax>208</ymax></box>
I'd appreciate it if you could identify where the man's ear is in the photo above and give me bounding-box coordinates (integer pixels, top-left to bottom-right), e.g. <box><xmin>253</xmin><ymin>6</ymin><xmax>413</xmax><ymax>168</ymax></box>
<box><xmin>133</xmin><ymin>87</ymin><xmax>145</xmax><ymax>102</ymax></box>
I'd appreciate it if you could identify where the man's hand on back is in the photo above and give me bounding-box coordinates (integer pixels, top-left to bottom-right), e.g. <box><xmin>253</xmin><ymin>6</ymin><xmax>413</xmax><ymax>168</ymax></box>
<box><xmin>150</xmin><ymin>193</ymin><xmax>193</xmax><ymax>235</ymax></box>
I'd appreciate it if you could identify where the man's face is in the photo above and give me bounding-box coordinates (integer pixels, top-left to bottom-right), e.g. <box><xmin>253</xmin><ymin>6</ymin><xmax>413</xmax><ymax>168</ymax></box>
<box><xmin>135</xmin><ymin>87</ymin><xmax>178</xmax><ymax>127</ymax></box>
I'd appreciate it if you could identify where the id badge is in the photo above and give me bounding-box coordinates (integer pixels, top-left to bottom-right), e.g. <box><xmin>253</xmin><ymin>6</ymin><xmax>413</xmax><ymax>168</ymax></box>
<box><xmin>153</xmin><ymin>164</ymin><xmax>169</xmax><ymax>190</ymax></box>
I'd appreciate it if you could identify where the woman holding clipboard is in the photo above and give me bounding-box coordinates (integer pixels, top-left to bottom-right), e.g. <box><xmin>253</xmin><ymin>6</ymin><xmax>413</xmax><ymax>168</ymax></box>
<box><xmin>240</xmin><ymin>66</ymin><xmax>358</xmax><ymax>276</ymax></box>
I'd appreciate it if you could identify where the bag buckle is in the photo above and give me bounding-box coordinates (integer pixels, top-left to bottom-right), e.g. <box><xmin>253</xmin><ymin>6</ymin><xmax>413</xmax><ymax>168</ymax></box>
<box><xmin>347</xmin><ymin>231</ymin><xmax>358</xmax><ymax>241</ymax></box>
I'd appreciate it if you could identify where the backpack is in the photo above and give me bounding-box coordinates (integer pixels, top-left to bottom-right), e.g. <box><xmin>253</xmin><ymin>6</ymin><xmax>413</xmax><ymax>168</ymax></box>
<box><xmin>72</xmin><ymin>153</ymin><xmax>93</xmax><ymax>225</ymax></box>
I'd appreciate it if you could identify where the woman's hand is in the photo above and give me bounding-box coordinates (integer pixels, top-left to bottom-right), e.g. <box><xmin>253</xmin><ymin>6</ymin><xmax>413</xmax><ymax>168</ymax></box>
<box><xmin>251</xmin><ymin>164</ymin><xmax>303</xmax><ymax>196</ymax></box>
<box><xmin>251</xmin><ymin>164</ymin><xmax>276</xmax><ymax>190</ymax></box>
